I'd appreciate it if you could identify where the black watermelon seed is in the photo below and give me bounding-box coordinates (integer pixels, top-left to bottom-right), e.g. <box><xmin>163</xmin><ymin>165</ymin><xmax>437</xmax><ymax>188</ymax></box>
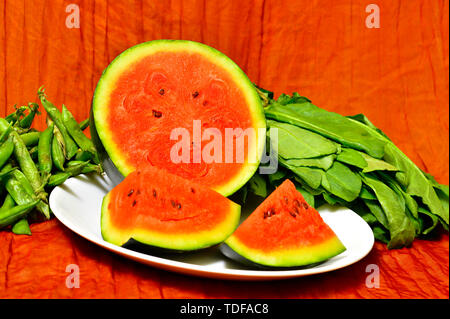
<box><xmin>127</xmin><ymin>189</ymin><xmax>134</xmax><ymax>196</ymax></box>
<box><xmin>152</xmin><ymin>189</ymin><xmax>157</xmax><ymax>198</ymax></box>
<box><xmin>171</xmin><ymin>200</ymin><xmax>177</xmax><ymax>208</ymax></box>
<box><xmin>284</xmin><ymin>197</ymin><xmax>289</xmax><ymax>204</ymax></box>
<box><xmin>152</xmin><ymin>110</ymin><xmax>162</xmax><ymax>118</ymax></box>
<box><xmin>192</xmin><ymin>91</ymin><xmax>199</xmax><ymax>98</ymax></box>
<box><xmin>302</xmin><ymin>202</ymin><xmax>309</xmax><ymax>210</ymax></box>
<box><xmin>176</xmin><ymin>203</ymin><xmax>182</xmax><ymax>210</ymax></box>
<box><xmin>264</xmin><ymin>209</ymin><xmax>276</xmax><ymax>219</ymax></box>
<box><xmin>293</xmin><ymin>199</ymin><xmax>300</xmax><ymax>207</ymax></box>
<box><xmin>190</xmin><ymin>188</ymin><xmax>195</xmax><ymax>194</ymax></box>
<box><xmin>289</xmin><ymin>212</ymin><xmax>297</xmax><ymax>218</ymax></box>
<box><xmin>159</xmin><ymin>88</ymin><xmax>165</xmax><ymax>95</ymax></box>
<box><xmin>132</xmin><ymin>200</ymin><xmax>137</xmax><ymax>207</ymax></box>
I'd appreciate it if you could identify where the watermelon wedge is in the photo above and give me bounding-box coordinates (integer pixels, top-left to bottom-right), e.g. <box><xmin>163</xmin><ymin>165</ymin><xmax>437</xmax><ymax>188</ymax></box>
<box><xmin>91</xmin><ymin>40</ymin><xmax>266</xmax><ymax>196</ymax></box>
<box><xmin>221</xmin><ymin>179</ymin><xmax>346</xmax><ymax>267</ymax></box>
<box><xmin>101</xmin><ymin>166</ymin><xmax>241</xmax><ymax>251</ymax></box>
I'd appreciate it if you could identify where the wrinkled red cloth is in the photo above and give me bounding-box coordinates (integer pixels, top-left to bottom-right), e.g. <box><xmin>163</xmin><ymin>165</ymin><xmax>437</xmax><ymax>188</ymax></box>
<box><xmin>0</xmin><ymin>0</ymin><xmax>448</xmax><ymax>298</ymax></box>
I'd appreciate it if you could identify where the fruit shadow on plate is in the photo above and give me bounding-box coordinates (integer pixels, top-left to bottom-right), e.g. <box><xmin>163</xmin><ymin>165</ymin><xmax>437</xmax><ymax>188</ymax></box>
<box><xmin>122</xmin><ymin>238</ymin><xmax>326</xmax><ymax>271</ymax></box>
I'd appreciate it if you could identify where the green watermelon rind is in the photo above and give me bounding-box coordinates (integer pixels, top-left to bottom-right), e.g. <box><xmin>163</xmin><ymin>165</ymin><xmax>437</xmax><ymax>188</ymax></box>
<box><xmin>100</xmin><ymin>190</ymin><xmax>242</xmax><ymax>251</ymax></box>
<box><xmin>91</xmin><ymin>39</ymin><xmax>266</xmax><ymax>197</ymax></box>
<box><xmin>223</xmin><ymin>234</ymin><xmax>346</xmax><ymax>268</ymax></box>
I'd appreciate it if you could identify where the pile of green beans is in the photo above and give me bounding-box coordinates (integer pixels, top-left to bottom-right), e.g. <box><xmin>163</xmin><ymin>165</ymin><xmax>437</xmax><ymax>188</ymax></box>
<box><xmin>0</xmin><ymin>87</ymin><xmax>103</xmax><ymax>235</ymax></box>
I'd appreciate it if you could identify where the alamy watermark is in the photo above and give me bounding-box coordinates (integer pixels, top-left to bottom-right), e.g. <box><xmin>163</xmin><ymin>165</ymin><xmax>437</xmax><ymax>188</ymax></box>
<box><xmin>169</xmin><ymin>120</ymin><xmax>278</xmax><ymax>174</ymax></box>
<box><xmin>365</xmin><ymin>264</ymin><xmax>380</xmax><ymax>288</ymax></box>
<box><xmin>66</xmin><ymin>4</ymin><xmax>80</xmax><ymax>29</ymax></box>
<box><xmin>66</xmin><ymin>264</ymin><xmax>80</xmax><ymax>288</ymax></box>
<box><xmin>365</xmin><ymin>4</ymin><xmax>380</xmax><ymax>29</ymax></box>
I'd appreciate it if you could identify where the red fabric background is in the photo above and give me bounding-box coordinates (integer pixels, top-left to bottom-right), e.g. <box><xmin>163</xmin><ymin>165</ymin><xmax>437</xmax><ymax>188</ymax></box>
<box><xmin>0</xmin><ymin>0</ymin><xmax>448</xmax><ymax>298</ymax></box>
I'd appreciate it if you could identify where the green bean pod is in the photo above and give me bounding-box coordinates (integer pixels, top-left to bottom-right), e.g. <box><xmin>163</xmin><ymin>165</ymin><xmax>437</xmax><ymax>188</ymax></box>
<box><xmin>10</xmin><ymin>169</ymin><xmax>35</xmax><ymax>197</ymax></box>
<box><xmin>52</xmin><ymin>136</ymin><xmax>66</xmax><ymax>171</ymax></box>
<box><xmin>0</xmin><ymin>121</ymin><xmax>50</xmax><ymax>219</ymax></box>
<box><xmin>0</xmin><ymin>199</ymin><xmax>39</xmax><ymax>229</ymax></box>
<box><xmin>5</xmin><ymin>106</ymin><xmax>27</xmax><ymax>124</ymax></box>
<box><xmin>47</xmin><ymin>172</ymin><xmax>71</xmax><ymax>187</ymax></box>
<box><xmin>62</xmin><ymin>105</ymin><xmax>99</xmax><ymax>164</ymax></box>
<box><xmin>46</xmin><ymin>117</ymin><xmax>65</xmax><ymax>156</ymax></box>
<box><xmin>3</xmin><ymin>169</ymin><xmax>50</xmax><ymax>219</ymax></box>
<box><xmin>65</xmin><ymin>161</ymin><xmax>89</xmax><ymax>176</ymax></box>
<box><xmin>29</xmin><ymin>146</ymin><xmax>38</xmax><ymax>161</ymax></box>
<box><xmin>0</xmin><ymin>120</ymin><xmax>42</xmax><ymax>193</ymax></box>
<box><xmin>38</xmin><ymin>123</ymin><xmax>54</xmax><ymax>175</ymax></box>
<box><xmin>12</xmin><ymin>218</ymin><xmax>32</xmax><ymax>235</ymax></box>
<box><xmin>20</xmin><ymin>131</ymin><xmax>41</xmax><ymax>147</ymax></box>
<box><xmin>3</xmin><ymin>173</ymin><xmax>36</xmax><ymax>206</ymax></box>
<box><xmin>67</xmin><ymin>160</ymin><xmax>103</xmax><ymax>174</ymax></box>
<box><xmin>38</xmin><ymin>88</ymin><xmax>78</xmax><ymax>159</ymax></box>
<box><xmin>0</xmin><ymin>194</ymin><xmax>16</xmax><ymax>213</ymax></box>
<box><xmin>74</xmin><ymin>149</ymin><xmax>93</xmax><ymax>162</ymax></box>
<box><xmin>0</xmin><ymin>137</ymin><xmax>14</xmax><ymax>169</ymax></box>
<box><xmin>47</xmin><ymin>161</ymin><xmax>90</xmax><ymax>187</ymax></box>
<box><xmin>0</xmin><ymin>164</ymin><xmax>16</xmax><ymax>179</ymax></box>
<box><xmin>19</xmin><ymin>103</ymin><xmax>40</xmax><ymax>128</ymax></box>
<box><xmin>0</xmin><ymin>122</ymin><xmax>13</xmax><ymax>143</ymax></box>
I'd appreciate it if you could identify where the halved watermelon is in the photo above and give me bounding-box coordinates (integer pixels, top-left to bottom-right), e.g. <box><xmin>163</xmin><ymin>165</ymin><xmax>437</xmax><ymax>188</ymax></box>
<box><xmin>91</xmin><ymin>40</ymin><xmax>266</xmax><ymax>196</ymax></box>
<box><xmin>101</xmin><ymin>166</ymin><xmax>241</xmax><ymax>251</ymax></box>
<box><xmin>220</xmin><ymin>179</ymin><xmax>346</xmax><ymax>267</ymax></box>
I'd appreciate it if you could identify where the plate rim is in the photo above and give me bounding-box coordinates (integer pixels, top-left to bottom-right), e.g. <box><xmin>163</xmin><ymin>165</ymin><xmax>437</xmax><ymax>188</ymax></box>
<box><xmin>49</xmin><ymin>174</ymin><xmax>375</xmax><ymax>281</ymax></box>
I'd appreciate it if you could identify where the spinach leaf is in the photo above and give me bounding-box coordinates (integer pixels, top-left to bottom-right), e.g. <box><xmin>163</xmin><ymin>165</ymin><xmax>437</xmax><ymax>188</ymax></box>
<box><xmin>417</xmin><ymin>206</ymin><xmax>439</xmax><ymax>235</ymax></box>
<box><xmin>265</xmin><ymin>100</ymin><xmax>387</xmax><ymax>158</ymax></box>
<box><xmin>372</xmin><ymin>226</ymin><xmax>390</xmax><ymax>244</ymax></box>
<box><xmin>378</xmin><ymin>172</ymin><xmax>419</xmax><ymax>220</ymax></box>
<box><xmin>293</xmin><ymin>176</ymin><xmax>325</xmax><ymax>195</ymax></box>
<box><xmin>247</xmin><ymin>173</ymin><xmax>268</xmax><ymax>198</ymax></box>
<box><xmin>323</xmin><ymin>192</ymin><xmax>350</xmax><ymax>206</ymax></box>
<box><xmin>280</xmin><ymin>163</ymin><xmax>323</xmax><ymax>189</ymax></box>
<box><xmin>336</xmin><ymin>148</ymin><xmax>368</xmax><ymax>169</ymax></box>
<box><xmin>267</xmin><ymin>168</ymin><xmax>288</xmax><ymax>186</ymax></box>
<box><xmin>268</xmin><ymin>120</ymin><xmax>339</xmax><ymax>159</ymax></box>
<box><xmin>282</xmin><ymin>154</ymin><xmax>336</xmax><ymax>170</ymax></box>
<box><xmin>347</xmin><ymin>115</ymin><xmax>448</xmax><ymax>225</ymax></box>
<box><xmin>293</xmin><ymin>181</ymin><xmax>315</xmax><ymax>207</ymax></box>
<box><xmin>360</xmin><ymin>173</ymin><xmax>416</xmax><ymax>248</ymax></box>
<box><xmin>423</xmin><ymin>172</ymin><xmax>449</xmax><ymax>213</ymax></box>
<box><xmin>276</xmin><ymin>92</ymin><xmax>311</xmax><ymax>105</ymax></box>
<box><xmin>347</xmin><ymin>113</ymin><xmax>392</xmax><ymax>142</ymax></box>
<box><xmin>359</xmin><ymin>186</ymin><xmax>377</xmax><ymax>200</ymax></box>
<box><xmin>349</xmin><ymin>200</ymin><xmax>390</xmax><ymax>243</ymax></box>
<box><xmin>359</xmin><ymin>151</ymin><xmax>398</xmax><ymax>173</ymax></box>
<box><xmin>383</xmin><ymin>143</ymin><xmax>448</xmax><ymax>225</ymax></box>
<box><xmin>321</xmin><ymin>162</ymin><xmax>362</xmax><ymax>202</ymax></box>
<box><xmin>363</xmin><ymin>199</ymin><xmax>389</xmax><ymax>229</ymax></box>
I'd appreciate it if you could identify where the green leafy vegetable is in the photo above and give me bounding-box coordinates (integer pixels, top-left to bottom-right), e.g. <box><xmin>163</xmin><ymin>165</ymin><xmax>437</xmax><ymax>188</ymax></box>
<box><xmin>268</xmin><ymin>120</ymin><xmax>339</xmax><ymax>159</ymax></box>
<box><xmin>253</xmin><ymin>89</ymin><xmax>448</xmax><ymax>249</ymax></box>
<box><xmin>265</xmin><ymin>98</ymin><xmax>387</xmax><ymax>158</ymax></box>
<box><xmin>321</xmin><ymin>162</ymin><xmax>361</xmax><ymax>202</ymax></box>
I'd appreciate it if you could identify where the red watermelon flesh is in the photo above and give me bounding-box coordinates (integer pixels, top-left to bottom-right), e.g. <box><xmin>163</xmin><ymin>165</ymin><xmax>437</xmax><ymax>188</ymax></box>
<box><xmin>222</xmin><ymin>179</ymin><xmax>346</xmax><ymax>267</ymax></box>
<box><xmin>101</xmin><ymin>165</ymin><xmax>241</xmax><ymax>251</ymax></box>
<box><xmin>92</xmin><ymin>40</ymin><xmax>266</xmax><ymax>196</ymax></box>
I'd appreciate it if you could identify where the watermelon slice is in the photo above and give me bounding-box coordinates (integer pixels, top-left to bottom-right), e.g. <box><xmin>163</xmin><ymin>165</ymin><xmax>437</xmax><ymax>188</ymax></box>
<box><xmin>101</xmin><ymin>166</ymin><xmax>241</xmax><ymax>251</ymax></box>
<box><xmin>221</xmin><ymin>179</ymin><xmax>346</xmax><ymax>267</ymax></box>
<box><xmin>91</xmin><ymin>40</ymin><xmax>266</xmax><ymax>196</ymax></box>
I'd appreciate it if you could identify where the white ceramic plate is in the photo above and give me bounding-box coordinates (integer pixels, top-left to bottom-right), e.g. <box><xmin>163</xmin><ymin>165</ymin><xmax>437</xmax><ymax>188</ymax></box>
<box><xmin>49</xmin><ymin>173</ymin><xmax>374</xmax><ymax>281</ymax></box>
